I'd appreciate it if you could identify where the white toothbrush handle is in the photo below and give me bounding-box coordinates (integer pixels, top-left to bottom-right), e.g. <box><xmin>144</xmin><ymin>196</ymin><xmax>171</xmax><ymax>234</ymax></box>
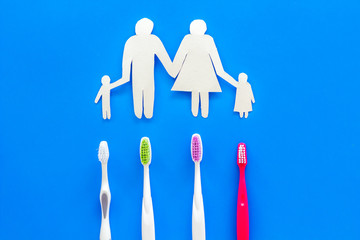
<box><xmin>192</xmin><ymin>162</ymin><xmax>205</xmax><ymax>240</ymax></box>
<box><xmin>142</xmin><ymin>165</ymin><xmax>155</xmax><ymax>240</ymax></box>
<box><xmin>100</xmin><ymin>164</ymin><xmax>111</xmax><ymax>240</ymax></box>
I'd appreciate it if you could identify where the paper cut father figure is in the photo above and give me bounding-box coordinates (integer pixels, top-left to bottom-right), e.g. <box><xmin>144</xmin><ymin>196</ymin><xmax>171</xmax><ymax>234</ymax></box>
<box><xmin>110</xmin><ymin>18</ymin><xmax>175</xmax><ymax>119</ymax></box>
<box><xmin>171</xmin><ymin>19</ymin><xmax>238</xmax><ymax>118</ymax></box>
<box><xmin>234</xmin><ymin>73</ymin><xmax>255</xmax><ymax>118</ymax></box>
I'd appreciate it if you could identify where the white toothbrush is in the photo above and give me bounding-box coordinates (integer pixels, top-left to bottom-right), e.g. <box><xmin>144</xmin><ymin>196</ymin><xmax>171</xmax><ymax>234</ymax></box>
<box><xmin>191</xmin><ymin>134</ymin><xmax>206</xmax><ymax>240</ymax></box>
<box><xmin>140</xmin><ymin>137</ymin><xmax>155</xmax><ymax>240</ymax></box>
<box><xmin>98</xmin><ymin>141</ymin><xmax>111</xmax><ymax>240</ymax></box>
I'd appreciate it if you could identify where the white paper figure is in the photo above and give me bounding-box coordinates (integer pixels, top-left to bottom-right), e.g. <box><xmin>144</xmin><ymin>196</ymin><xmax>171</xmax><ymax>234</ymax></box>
<box><xmin>171</xmin><ymin>19</ymin><xmax>238</xmax><ymax>118</ymax></box>
<box><xmin>95</xmin><ymin>75</ymin><xmax>118</xmax><ymax>119</ymax></box>
<box><xmin>110</xmin><ymin>18</ymin><xmax>175</xmax><ymax>119</ymax></box>
<box><xmin>234</xmin><ymin>73</ymin><xmax>255</xmax><ymax>118</ymax></box>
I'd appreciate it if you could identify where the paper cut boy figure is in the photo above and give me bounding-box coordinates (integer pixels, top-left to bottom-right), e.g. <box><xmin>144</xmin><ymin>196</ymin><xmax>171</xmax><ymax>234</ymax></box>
<box><xmin>111</xmin><ymin>18</ymin><xmax>175</xmax><ymax>119</ymax></box>
<box><xmin>171</xmin><ymin>19</ymin><xmax>238</xmax><ymax>118</ymax></box>
<box><xmin>95</xmin><ymin>75</ymin><xmax>118</xmax><ymax>119</ymax></box>
<box><xmin>234</xmin><ymin>73</ymin><xmax>255</xmax><ymax>118</ymax></box>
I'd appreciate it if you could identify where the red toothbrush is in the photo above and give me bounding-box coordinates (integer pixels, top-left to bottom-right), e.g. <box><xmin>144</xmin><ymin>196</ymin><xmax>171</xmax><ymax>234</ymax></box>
<box><xmin>237</xmin><ymin>143</ymin><xmax>249</xmax><ymax>240</ymax></box>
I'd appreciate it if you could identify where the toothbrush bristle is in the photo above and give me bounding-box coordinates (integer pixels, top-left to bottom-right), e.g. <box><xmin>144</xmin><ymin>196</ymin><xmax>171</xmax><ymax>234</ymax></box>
<box><xmin>237</xmin><ymin>143</ymin><xmax>247</xmax><ymax>166</ymax></box>
<box><xmin>191</xmin><ymin>134</ymin><xmax>202</xmax><ymax>162</ymax></box>
<box><xmin>140</xmin><ymin>137</ymin><xmax>151</xmax><ymax>166</ymax></box>
<box><xmin>98</xmin><ymin>141</ymin><xmax>109</xmax><ymax>163</ymax></box>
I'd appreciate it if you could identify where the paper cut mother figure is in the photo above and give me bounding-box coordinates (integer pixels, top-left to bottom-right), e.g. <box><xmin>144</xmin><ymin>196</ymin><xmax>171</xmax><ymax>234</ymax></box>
<box><xmin>171</xmin><ymin>19</ymin><xmax>238</xmax><ymax>118</ymax></box>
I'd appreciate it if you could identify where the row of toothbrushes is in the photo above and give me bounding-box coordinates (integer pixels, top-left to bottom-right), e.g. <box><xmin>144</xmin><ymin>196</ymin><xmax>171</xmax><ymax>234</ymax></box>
<box><xmin>97</xmin><ymin>134</ymin><xmax>249</xmax><ymax>240</ymax></box>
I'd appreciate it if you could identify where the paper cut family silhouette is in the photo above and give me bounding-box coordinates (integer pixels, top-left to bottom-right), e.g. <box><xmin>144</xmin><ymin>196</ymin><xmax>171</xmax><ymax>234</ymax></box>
<box><xmin>95</xmin><ymin>18</ymin><xmax>255</xmax><ymax>119</ymax></box>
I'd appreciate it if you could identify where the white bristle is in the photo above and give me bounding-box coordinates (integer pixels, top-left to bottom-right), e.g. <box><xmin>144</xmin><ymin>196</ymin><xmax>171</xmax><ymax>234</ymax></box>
<box><xmin>238</xmin><ymin>145</ymin><xmax>246</xmax><ymax>164</ymax></box>
<box><xmin>98</xmin><ymin>141</ymin><xmax>109</xmax><ymax>164</ymax></box>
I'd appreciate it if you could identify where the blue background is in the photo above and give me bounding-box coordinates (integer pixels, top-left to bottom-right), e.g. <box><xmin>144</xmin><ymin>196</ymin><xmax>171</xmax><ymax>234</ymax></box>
<box><xmin>0</xmin><ymin>0</ymin><xmax>359</xmax><ymax>239</ymax></box>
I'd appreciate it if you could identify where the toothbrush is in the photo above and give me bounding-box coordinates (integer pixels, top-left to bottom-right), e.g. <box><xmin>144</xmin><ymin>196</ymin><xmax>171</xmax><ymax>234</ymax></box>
<box><xmin>237</xmin><ymin>143</ymin><xmax>249</xmax><ymax>240</ymax></box>
<box><xmin>140</xmin><ymin>137</ymin><xmax>155</xmax><ymax>240</ymax></box>
<box><xmin>191</xmin><ymin>134</ymin><xmax>206</xmax><ymax>240</ymax></box>
<box><xmin>98</xmin><ymin>141</ymin><xmax>111</xmax><ymax>240</ymax></box>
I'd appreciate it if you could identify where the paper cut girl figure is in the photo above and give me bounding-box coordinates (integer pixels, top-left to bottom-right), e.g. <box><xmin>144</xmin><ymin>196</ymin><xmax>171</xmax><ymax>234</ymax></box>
<box><xmin>95</xmin><ymin>75</ymin><xmax>118</xmax><ymax>119</ymax></box>
<box><xmin>171</xmin><ymin>19</ymin><xmax>238</xmax><ymax>118</ymax></box>
<box><xmin>111</xmin><ymin>18</ymin><xmax>175</xmax><ymax>119</ymax></box>
<box><xmin>234</xmin><ymin>73</ymin><xmax>255</xmax><ymax>118</ymax></box>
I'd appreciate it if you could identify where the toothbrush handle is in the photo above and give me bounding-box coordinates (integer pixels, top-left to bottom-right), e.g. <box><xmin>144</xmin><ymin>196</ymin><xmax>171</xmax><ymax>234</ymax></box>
<box><xmin>100</xmin><ymin>190</ymin><xmax>111</xmax><ymax>240</ymax></box>
<box><xmin>237</xmin><ymin>167</ymin><xmax>249</xmax><ymax>240</ymax></box>
<box><xmin>192</xmin><ymin>162</ymin><xmax>205</xmax><ymax>240</ymax></box>
<box><xmin>142</xmin><ymin>197</ymin><xmax>155</xmax><ymax>240</ymax></box>
<box><xmin>142</xmin><ymin>166</ymin><xmax>155</xmax><ymax>240</ymax></box>
<box><xmin>192</xmin><ymin>196</ymin><xmax>205</xmax><ymax>240</ymax></box>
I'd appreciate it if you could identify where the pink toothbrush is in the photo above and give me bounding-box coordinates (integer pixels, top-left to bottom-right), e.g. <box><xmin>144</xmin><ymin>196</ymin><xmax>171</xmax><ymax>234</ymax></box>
<box><xmin>191</xmin><ymin>134</ymin><xmax>206</xmax><ymax>240</ymax></box>
<box><xmin>237</xmin><ymin>143</ymin><xmax>249</xmax><ymax>240</ymax></box>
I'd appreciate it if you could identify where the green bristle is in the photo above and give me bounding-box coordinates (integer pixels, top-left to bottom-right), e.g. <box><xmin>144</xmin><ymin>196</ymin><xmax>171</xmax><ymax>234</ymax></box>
<box><xmin>140</xmin><ymin>138</ymin><xmax>151</xmax><ymax>165</ymax></box>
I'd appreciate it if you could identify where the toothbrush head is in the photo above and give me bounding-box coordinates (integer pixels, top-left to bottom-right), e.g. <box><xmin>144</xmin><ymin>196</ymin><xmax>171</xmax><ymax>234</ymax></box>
<box><xmin>191</xmin><ymin>134</ymin><xmax>203</xmax><ymax>163</ymax></box>
<box><xmin>140</xmin><ymin>137</ymin><xmax>152</xmax><ymax>166</ymax></box>
<box><xmin>237</xmin><ymin>143</ymin><xmax>247</xmax><ymax>167</ymax></box>
<box><xmin>98</xmin><ymin>141</ymin><xmax>109</xmax><ymax>164</ymax></box>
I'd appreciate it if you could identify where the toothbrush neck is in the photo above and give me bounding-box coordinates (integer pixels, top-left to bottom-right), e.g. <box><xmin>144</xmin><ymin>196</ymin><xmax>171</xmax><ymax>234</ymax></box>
<box><xmin>101</xmin><ymin>162</ymin><xmax>109</xmax><ymax>186</ymax></box>
<box><xmin>194</xmin><ymin>161</ymin><xmax>202</xmax><ymax>192</ymax></box>
<box><xmin>239</xmin><ymin>166</ymin><xmax>246</xmax><ymax>183</ymax></box>
<box><xmin>195</xmin><ymin>161</ymin><xmax>201</xmax><ymax>172</ymax></box>
<box><xmin>143</xmin><ymin>165</ymin><xmax>151</xmax><ymax>197</ymax></box>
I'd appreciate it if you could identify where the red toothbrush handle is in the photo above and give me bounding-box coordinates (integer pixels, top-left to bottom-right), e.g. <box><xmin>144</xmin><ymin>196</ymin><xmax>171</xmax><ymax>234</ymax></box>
<box><xmin>237</xmin><ymin>167</ymin><xmax>249</xmax><ymax>240</ymax></box>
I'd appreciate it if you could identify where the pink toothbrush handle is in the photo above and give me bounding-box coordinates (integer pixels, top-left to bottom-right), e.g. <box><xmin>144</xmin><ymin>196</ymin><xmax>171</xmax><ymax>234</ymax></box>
<box><xmin>237</xmin><ymin>167</ymin><xmax>249</xmax><ymax>240</ymax></box>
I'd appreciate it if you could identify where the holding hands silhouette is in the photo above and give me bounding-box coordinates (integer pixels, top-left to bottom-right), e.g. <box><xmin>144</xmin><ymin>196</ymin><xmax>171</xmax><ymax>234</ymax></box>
<box><xmin>95</xmin><ymin>18</ymin><xmax>255</xmax><ymax>120</ymax></box>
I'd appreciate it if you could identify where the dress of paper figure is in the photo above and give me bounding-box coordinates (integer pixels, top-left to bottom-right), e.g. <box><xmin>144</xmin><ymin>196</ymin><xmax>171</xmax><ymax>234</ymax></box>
<box><xmin>171</xmin><ymin>19</ymin><xmax>238</xmax><ymax>118</ymax></box>
<box><xmin>234</xmin><ymin>73</ymin><xmax>255</xmax><ymax>118</ymax></box>
<box><xmin>95</xmin><ymin>75</ymin><xmax>119</xmax><ymax>120</ymax></box>
<box><xmin>110</xmin><ymin>18</ymin><xmax>175</xmax><ymax>119</ymax></box>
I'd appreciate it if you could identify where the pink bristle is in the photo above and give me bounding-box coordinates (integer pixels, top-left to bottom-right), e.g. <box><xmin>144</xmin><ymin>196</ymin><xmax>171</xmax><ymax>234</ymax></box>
<box><xmin>237</xmin><ymin>143</ymin><xmax>247</xmax><ymax>166</ymax></box>
<box><xmin>191</xmin><ymin>134</ymin><xmax>202</xmax><ymax>162</ymax></box>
